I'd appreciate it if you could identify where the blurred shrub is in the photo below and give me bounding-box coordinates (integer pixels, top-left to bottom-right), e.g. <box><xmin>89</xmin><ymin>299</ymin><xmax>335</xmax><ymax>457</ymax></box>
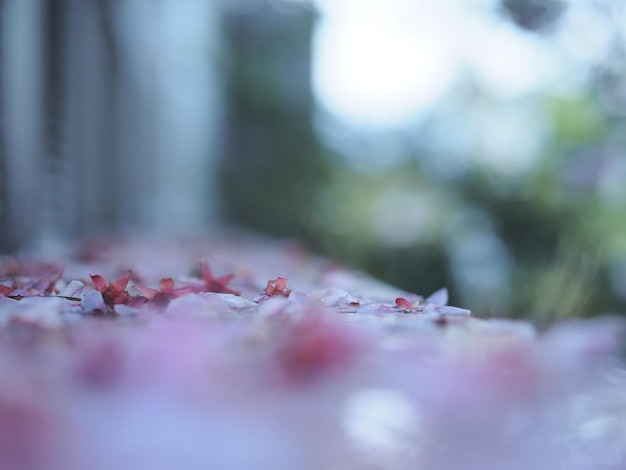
<box><xmin>220</xmin><ymin>0</ymin><xmax>626</xmax><ymax>320</ymax></box>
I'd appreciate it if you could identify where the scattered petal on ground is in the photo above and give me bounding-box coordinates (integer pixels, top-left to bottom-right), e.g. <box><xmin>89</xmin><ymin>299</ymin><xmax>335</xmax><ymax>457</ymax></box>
<box><xmin>0</xmin><ymin>236</ymin><xmax>624</xmax><ymax>470</ymax></box>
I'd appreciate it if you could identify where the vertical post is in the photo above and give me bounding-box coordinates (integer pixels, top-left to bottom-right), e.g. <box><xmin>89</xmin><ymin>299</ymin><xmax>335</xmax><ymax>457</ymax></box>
<box><xmin>115</xmin><ymin>0</ymin><xmax>222</xmax><ymax>234</ymax></box>
<box><xmin>39</xmin><ymin>0</ymin><xmax>73</xmax><ymax>248</ymax></box>
<box><xmin>1</xmin><ymin>0</ymin><xmax>223</xmax><ymax>253</ymax></box>
<box><xmin>65</xmin><ymin>0</ymin><xmax>120</xmax><ymax>236</ymax></box>
<box><xmin>1</xmin><ymin>0</ymin><xmax>46</xmax><ymax>253</ymax></box>
<box><xmin>0</xmin><ymin>0</ymin><xmax>8</xmax><ymax>252</ymax></box>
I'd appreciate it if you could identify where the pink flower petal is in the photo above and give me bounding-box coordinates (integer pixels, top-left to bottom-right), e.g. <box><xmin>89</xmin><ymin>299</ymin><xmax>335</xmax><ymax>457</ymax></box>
<box><xmin>395</xmin><ymin>297</ymin><xmax>413</xmax><ymax>309</ymax></box>
<box><xmin>110</xmin><ymin>272</ymin><xmax>131</xmax><ymax>293</ymax></box>
<box><xmin>159</xmin><ymin>278</ymin><xmax>175</xmax><ymax>293</ymax></box>
<box><xmin>89</xmin><ymin>274</ymin><xmax>108</xmax><ymax>292</ymax></box>
<box><xmin>0</xmin><ymin>285</ymin><xmax>13</xmax><ymax>296</ymax></box>
<box><xmin>133</xmin><ymin>285</ymin><xmax>159</xmax><ymax>300</ymax></box>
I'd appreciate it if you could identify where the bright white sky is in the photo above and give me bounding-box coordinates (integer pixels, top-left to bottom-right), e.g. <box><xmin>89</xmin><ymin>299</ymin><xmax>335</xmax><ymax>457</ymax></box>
<box><xmin>312</xmin><ymin>0</ymin><xmax>462</xmax><ymax>127</ymax></box>
<box><xmin>311</xmin><ymin>0</ymin><xmax>607</xmax><ymax>129</ymax></box>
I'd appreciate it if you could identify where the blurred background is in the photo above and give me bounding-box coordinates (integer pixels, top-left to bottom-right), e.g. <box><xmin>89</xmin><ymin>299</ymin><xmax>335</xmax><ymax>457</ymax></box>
<box><xmin>1</xmin><ymin>0</ymin><xmax>626</xmax><ymax>320</ymax></box>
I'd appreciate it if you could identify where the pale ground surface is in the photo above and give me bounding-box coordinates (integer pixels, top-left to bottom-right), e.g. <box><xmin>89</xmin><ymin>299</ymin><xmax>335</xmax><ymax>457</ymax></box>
<box><xmin>1</xmin><ymin>235</ymin><xmax>625</xmax><ymax>470</ymax></box>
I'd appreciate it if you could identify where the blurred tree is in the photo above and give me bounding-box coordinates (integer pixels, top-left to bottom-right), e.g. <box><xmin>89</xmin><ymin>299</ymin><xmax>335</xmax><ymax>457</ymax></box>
<box><xmin>501</xmin><ymin>0</ymin><xmax>566</xmax><ymax>32</ymax></box>
<box><xmin>220</xmin><ymin>3</ymin><xmax>329</xmax><ymax>240</ymax></box>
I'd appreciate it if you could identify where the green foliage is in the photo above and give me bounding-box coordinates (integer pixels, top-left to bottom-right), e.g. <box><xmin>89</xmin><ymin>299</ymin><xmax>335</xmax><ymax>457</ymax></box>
<box><xmin>220</xmin><ymin>4</ymin><xmax>626</xmax><ymax>320</ymax></box>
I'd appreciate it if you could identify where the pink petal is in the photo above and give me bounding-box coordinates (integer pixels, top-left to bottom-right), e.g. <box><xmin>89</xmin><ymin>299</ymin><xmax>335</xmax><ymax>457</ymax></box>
<box><xmin>264</xmin><ymin>277</ymin><xmax>292</xmax><ymax>297</ymax></box>
<box><xmin>133</xmin><ymin>285</ymin><xmax>159</xmax><ymax>300</ymax></box>
<box><xmin>159</xmin><ymin>278</ymin><xmax>175</xmax><ymax>293</ymax></box>
<box><xmin>200</xmin><ymin>262</ymin><xmax>213</xmax><ymax>282</ymax></box>
<box><xmin>172</xmin><ymin>287</ymin><xmax>193</xmax><ymax>297</ymax></box>
<box><xmin>395</xmin><ymin>297</ymin><xmax>412</xmax><ymax>309</ymax></box>
<box><xmin>90</xmin><ymin>275</ymin><xmax>108</xmax><ymax>292</ymax></box>
<box><xmin>110</xmin><ymin>271</ymin><xmax>131</xmax><ymax>293</ymax></box>
<box><xmin>0</xmin><ymin>285</ymin><xmax>13</xmax><ymax>296</ymax></box>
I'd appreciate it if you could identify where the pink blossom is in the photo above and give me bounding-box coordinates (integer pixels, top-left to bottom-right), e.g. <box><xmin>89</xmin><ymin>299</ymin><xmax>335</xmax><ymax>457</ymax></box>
<box><xmin>192</xmin><ymin>262</ymin><xmax>240</xmax><ymax>295</ymax></box>
<box><xmin>275</xmin><ymin>308</ymin><xmax>361</xmax><ymax>383</ymax></box>
<box><xmin>90</xmin><ymin>272</ymin><xmax>132</xmax><ymax>307</ymax></box>
<box><xmin>254</xmin><ymin>277</ymin><xmax>293</xmax><ymax>302</ymax></box>
<box><xmin>133</xmin><ymin>277</ymin><xmax>193</xmax><ymax>309</ymax></box>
